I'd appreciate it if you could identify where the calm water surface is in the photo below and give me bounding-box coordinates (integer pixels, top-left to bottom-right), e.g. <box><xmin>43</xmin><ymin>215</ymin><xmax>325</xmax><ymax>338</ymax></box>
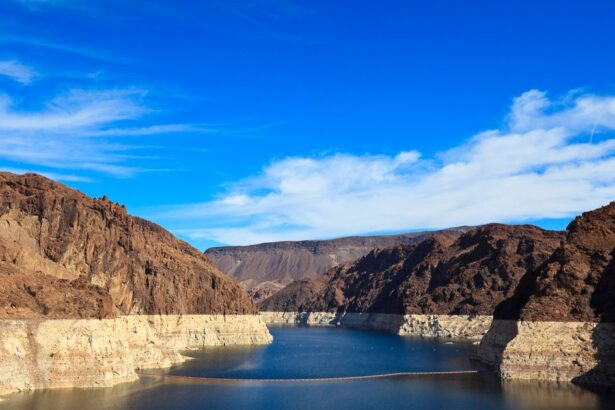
<box><xmin>2</xmin><ymin>327</ymin><xmax>612</xmax><ymax>410</ymax></box>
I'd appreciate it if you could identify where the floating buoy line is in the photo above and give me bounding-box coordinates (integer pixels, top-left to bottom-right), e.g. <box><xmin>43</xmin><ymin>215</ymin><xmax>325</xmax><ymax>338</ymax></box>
<box><xmin>137</xmin><ymin>370</ymin><xmax>481</xmax><ymax>384</ymax></box>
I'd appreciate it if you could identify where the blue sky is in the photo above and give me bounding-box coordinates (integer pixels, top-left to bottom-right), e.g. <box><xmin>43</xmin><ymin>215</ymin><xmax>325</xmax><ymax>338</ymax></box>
<box><xmin>1</xmin><ymin>1</ymin><xmax>615</xmax><ymax>249</ymax></box>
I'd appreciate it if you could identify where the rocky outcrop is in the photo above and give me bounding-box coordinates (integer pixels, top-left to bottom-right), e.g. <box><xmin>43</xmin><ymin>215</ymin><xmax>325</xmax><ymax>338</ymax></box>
<box><xmin>478</xmin><ymin>201</ymin><xmax>615</xmax><ymax>386</ymax></box>
<box><xmin>0</xmin><ymin>314</ymin><xmax>272</xmax><ymax>396</ymax></box>
<box><xmin>246</xmin><ymin>281</ymin><xmax>285</xmax><ymax>303</ymax></box>
<box><xmin>261</xmin><ymin>311</ymin><xmax>492</xmax><ymax>340</ymax></box>
<box><xmin>205</xmin><ymin>228</ymin><xmax>470</xmax><ymax>300</ymax></box>
<box><xmin>0</xmin><ymin>172</ymin><xmax>257</xmax><ymax>319</ymax></box>
<box><xmin>0</xmin><ymin>172</ymin><xmax>272</xmax><ymax>397</ymax></box>
<box><xmin>260</xmin><ymin>225</ymin><xmax>564</xmax><ymax>316</ymax></box>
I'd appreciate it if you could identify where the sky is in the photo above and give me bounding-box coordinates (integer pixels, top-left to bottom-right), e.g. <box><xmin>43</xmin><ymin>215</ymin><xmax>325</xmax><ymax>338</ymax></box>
<box><xmin>1</xmin><ymin>0</ymin><xmax>615</xmax><ymax>249</ymax></box>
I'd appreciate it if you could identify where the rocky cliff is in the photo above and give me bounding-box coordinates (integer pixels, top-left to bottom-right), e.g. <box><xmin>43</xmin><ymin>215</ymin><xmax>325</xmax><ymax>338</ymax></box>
<box><xmin>260</xmin><ymin>224</ymin><xmax>564</xmax><ymax>315</ymax></box>
<box><xmin>0</xmin><ymin>172</ymin><xmax>271</xmax><ymax>397</ymax></box>
<box><xmin>205</xmin><ymin>228</ymin><xmax>470</xmax><ymax>301</ymax></box>
<box><xmin>0</xmin><ymin>172</ymin><xmax>257</xmax><ymax>318</ymax></box>
<box><xmin>0</xmin><ymin>314</ymin><xmax>272</xmax><ymax>397</ymax></box>
<box><xmin>478</xmin><ymin>201</ymin><xmax>615</xmax><ymax>386</ymax></box>
<box><xmin>495</xmin><ymin>201</ymin><xmax>615</xmax><ymax>323</ymax></box>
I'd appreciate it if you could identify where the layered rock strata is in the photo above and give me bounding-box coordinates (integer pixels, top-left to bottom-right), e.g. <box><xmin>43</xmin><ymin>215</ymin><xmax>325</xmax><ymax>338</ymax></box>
<box><xmin>0</xmin><ymin>314</ymin><xmax>272</xmax><ymax>396</ymax></box>
<box><xmin>478</xmin><ymin>320</ymin><xmax>615</xmax><ymax>385</ymax></box>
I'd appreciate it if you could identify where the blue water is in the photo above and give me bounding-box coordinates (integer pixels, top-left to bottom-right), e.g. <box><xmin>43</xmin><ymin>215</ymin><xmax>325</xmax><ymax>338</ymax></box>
<box><xmin>2</xmin><ymin>327</ymin><xmax>612</xmax><ymax>410</ymax></box>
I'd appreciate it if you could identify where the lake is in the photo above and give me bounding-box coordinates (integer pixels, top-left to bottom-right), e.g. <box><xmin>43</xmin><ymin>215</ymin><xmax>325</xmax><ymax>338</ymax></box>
<box><xmin>2</xmin><ymin>326</ymin><xmax>612</xmax><ymax>410</ymax></box>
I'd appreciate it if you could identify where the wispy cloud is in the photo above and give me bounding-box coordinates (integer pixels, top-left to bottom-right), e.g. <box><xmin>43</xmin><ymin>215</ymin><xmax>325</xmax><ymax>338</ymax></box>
<box><xmin>155</xmin><ymin>89</ymin><xmax>615</xmax><ymax>245</ymax></box>
<box><xmin>0</xmin><ymin>34</ymin><xmax>127</xmax><ymax>64</ymax></box>
<box><xmin>0</xmin><ymin>89</ymin><xmax>146</xmax><ymax>131</ymax></box>
<box><xmin>0</xmin><ymin>60</ymin><xmax>37</xmax><ymax>84</ymax></box>
<box><xmin>0</xmin><ymin>88</ymin><xmax>202</xmax><ymax>177</ymax></box>
<box><xmin>88</xmin><ymin>124</ymin><xmax>215</xmax><ymax>137</ymax></box>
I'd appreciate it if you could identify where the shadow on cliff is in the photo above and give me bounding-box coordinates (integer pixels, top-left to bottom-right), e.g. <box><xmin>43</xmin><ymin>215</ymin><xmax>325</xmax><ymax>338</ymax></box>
<box><xmin>572</xmin><ymin>322</ymin><xmax>615</xmax><ymax>392</ymax></box>
<box><xmin>572</xmin><ymin>256</ymin><xmax>615</xmax><ymax>391</ymax></box>
<box><xmin>474</xmin><ymin>261</ymin><xmax>542</xmax><ymax>369</ymax></box>
<box><xmin>479</xmin><ymin>253</ymin><xmax>615</xmax><ymax>391</ymax></box>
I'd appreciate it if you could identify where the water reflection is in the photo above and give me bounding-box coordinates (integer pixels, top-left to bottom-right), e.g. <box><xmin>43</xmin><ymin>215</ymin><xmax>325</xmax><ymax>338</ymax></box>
<box><xmin>502</xmin><ymin>380</ymin><xmax>604</xmax><ymax>410</ymax></box>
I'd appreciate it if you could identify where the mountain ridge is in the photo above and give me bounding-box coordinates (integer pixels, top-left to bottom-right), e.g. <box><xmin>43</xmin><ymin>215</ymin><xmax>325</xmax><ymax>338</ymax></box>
<box><xmin>205</xmin><ymin>227</ymin><xmax>472</xmax><ymax>301</ymax></box>
<box><xmin>259</xmin><ymin>224</ymin><xmax>565</xmax><ymax>315</ymax></box>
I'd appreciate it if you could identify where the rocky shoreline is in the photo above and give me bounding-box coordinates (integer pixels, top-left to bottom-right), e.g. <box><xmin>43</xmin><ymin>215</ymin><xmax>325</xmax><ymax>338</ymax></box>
<box><xmin>478</xmin><ymin>320</ymin><xmax>615</xmax><ymax>386</ymax></box>
<box><xmin>0</xmin><ymin>314</ymin><xmax>272</xmax><ymax>397</ymax></box>
<box><xmin>256</xmin><ymin>201</ymin><xmax>615</xmax><ymax>388</ymax></box>
<box><xmin>260</xmin><ymin>311</ymin><xmax>492</xmax><ymax>341</ymax></box>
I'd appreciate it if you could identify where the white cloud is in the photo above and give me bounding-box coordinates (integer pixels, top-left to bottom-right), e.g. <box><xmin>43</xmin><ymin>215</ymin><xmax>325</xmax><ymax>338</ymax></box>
<box><xmin>0</xmin><ymin>89</ymin><xmax>147</xmax><ymax>177</ymax></box>
<box><xmin>0</xmin><ymin>60</ymin><xmax>38</xmax><ymax>85</ymax></box>
<box><xmin>508</xmin><ymin>89</ymin><xmax>615</xmax><ymax>133</ymax></box>
<box><xmin>0</xmin><ymin>89</ymin><xmax>146</xmax><ymax>131</ymax></box>
<box><xmin>156</xmin><ymin>89</ymin><xmax>615</xmax><ymax>245</ymax></box>
<box><xmin>0</xmin><ymin>88</ymin><xmax>204</xmax><ymax>177</ymax></box>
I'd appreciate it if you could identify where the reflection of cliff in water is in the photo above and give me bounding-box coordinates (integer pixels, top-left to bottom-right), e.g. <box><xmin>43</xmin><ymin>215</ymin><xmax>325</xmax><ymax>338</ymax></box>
<box><xmin>502</xmin><ymin>380</ymin><xmax>604</xmax><ymax>410</ymax></box>
<box><xmin>5</xmin><ymin>377</ymin><xmax>165</xmax><ymax>410</ymax></box>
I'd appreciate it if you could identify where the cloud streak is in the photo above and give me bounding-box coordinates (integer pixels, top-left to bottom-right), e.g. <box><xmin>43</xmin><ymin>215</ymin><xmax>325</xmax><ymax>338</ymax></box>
<box><xmin>0</xmin><ymin>60</ymin><xmax>37</xmax><ymax>84</ymax></box>
<box><xmin>0</xmin><ymin>88</ymin><xmax>203</xmax><ymax>177</ymax></box>
<box><xmin>156</xmin><ymin>89</ymin><xmax>615</xmax><ymax>245</ymax></box>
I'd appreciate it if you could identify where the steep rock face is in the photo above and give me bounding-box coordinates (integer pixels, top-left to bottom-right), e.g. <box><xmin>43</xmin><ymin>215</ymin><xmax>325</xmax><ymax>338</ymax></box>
<box><xmin>479</xmin><ymin>202</ymin><xmax>615</xmax><ymax>386</ymax></box>
<box><xmin>495</xmin><ymin>202</ymin><xmax>615</xmax><ymax>323</ymax></box>
<box><xmin>260</xmin><ymin>225</ymin><xmax>564</xmax><ymax>315</ymax></box>
<box><xmin>0</xmin><ymin>172</ymin><xmax>257</xmax><ymax>319</ymax></box>
<box><xmin>205</xmin><ymin>228</ymin><xmax>470</xmax><ymax>300</ymax></box>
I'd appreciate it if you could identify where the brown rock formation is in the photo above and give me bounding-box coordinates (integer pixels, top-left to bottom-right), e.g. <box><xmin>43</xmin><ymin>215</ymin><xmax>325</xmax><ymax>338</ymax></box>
<box><xmin>205</xmin><ymin>227</ymin><xmax>471</xmax><ymax>299</ymax></box>
<box><xmin>478</xmin><ymin>202</ymin><xmax>615</xmax><ymax>387</ymax></box>
<box><xmin>246</xmin><ymin>281</ymin><xmax>285</xmax><ymax>303</ymax></box>
<box><xmin>0</xmin><ymin>172</ymin><xmax>257</xmax><ymax>319</ymax></box>
<box><xmin>260</xmin><ymin>225</ymin><xmax>564</xmax><ymax>315</ymax></box>
<box><xmin>495</xmin><ymin>201</ymin><xmax>615</xmax><ymax>323</ymax></box>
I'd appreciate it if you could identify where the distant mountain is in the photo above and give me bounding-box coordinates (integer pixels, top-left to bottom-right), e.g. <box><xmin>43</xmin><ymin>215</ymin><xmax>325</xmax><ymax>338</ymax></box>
<box><xmin>205</xmin><ymin>228</ymin><xmax>471</xmax><ymax>301</ymax></box>
<box><xmin>259</xmin><ymin>224</ymin><xmax>564</xmax><ymax>315</ymax></box>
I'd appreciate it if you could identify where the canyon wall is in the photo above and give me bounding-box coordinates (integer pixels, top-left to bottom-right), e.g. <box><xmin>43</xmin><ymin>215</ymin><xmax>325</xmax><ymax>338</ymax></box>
<box><xmin>478</xmin><ymin>320</ymin><xmax>615</xmax><ymax>385</ymax></box>
<box><xmin>476</xmin><ymin>201</ymin><xmax>615</xmax><ymax>386</ymax></box>
<box><xmin>0</xmin><ymin>314</ymin><xmax>272</xmax><ymax>397</ymax></box>
<box><xmin>0</xmin><ymin>173</ymin><xmax>272</xmax><ymax>398</ymax></box>
<box><xmin>205</xmin><ymin>228</ymin><xmax>470</xmax><ymax>301</ymax></box>
<box><xmin>260</xmin><ymin>224</ymin><xmax>563</xmax><ymax>315</ymax></box>
<box><xmin>260</xmin><ymin>209</ymin><xmax>615</xmax><ymax>386</ymax></box>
